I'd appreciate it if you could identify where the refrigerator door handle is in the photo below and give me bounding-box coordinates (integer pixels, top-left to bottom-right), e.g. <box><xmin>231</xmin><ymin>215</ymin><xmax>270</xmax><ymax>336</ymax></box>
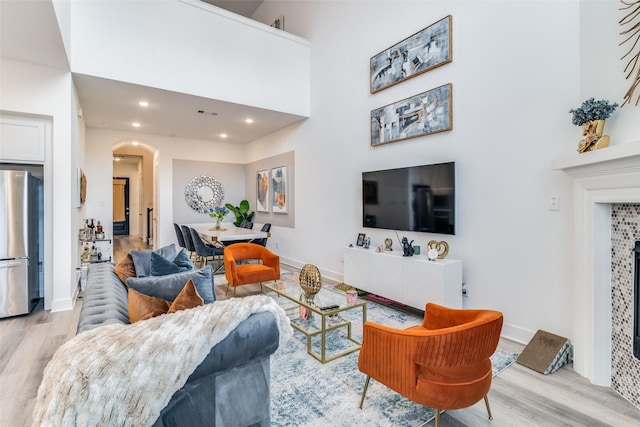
<box><xmin>0</xmin><ymin>261</ymin><xmax>23</xmax><ymax>269</ymax></box>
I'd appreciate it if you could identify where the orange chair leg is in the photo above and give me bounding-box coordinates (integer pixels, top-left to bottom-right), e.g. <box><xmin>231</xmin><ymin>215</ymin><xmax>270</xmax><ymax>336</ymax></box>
<box><xmin>484</xmin><ymin>395</ymin><xmax>493</xmax><ymax>420</ymax></box>
<box><xmin>358</xmin><ymin>376</ymin><xmax>371</xmax><ymax>409</ymax></box>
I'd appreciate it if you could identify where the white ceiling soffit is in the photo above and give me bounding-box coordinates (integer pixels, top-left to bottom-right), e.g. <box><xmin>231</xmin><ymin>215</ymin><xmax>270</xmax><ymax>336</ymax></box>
<box><xmin>74</xmin><ymin>74</ymin><xmax>306</xmax><ymax>144</ymax></box>
<box><xmin>201</xmin><ymin>0</ymin><xmax>264</xmax><ymax>19</ymax></box>
<box><xmin>1</xmin><ymin>0</ymin><xmax>303</xmax><ymax>144</ymax></box>
<box><xmin>0</xmin><ymin>0</ymin><xmax>69</xmax><ymax>70</ymax></box>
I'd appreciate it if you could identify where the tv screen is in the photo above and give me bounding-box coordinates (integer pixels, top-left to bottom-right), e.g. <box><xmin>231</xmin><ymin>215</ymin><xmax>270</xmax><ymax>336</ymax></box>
<box><xmin>362</xmin><ymin>162</ymin><xmax>455</xmax><ymax>234</ymax></box>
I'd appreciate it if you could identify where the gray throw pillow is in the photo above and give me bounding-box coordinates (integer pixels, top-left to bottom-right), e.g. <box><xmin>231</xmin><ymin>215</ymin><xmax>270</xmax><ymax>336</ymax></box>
<box><xmin>126</xmin><ymin>265</ymin><xmax>215</xmax><ymax>303</ymax></box>
<box><xmin>130</xmin><ymin>244</ymin><xmax>178</xmax><ymax>277</ymax></box>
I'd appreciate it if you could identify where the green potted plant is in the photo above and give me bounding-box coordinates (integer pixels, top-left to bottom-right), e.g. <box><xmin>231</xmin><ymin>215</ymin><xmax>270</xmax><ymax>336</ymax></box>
<box><xmin>568</xmin><ymin>98</ymin><xmax>618</xmax><ymax>153</ymax></box>
<box><xmin>225</xmin><ymin>200</ymin><xmax>255</xmax><ymax>227</ymax></box>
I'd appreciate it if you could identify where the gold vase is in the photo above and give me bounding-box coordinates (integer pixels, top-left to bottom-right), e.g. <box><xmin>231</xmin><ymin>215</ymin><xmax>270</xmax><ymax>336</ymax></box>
<box><xmin>577</xmin><ymin>119</ymin><xmax>610</xmax><ymax>153</ymax></box>
<box><xmin>299</xmin><ymin>264</ymin><xmax>322</xmax><ymax>305</ymax></box>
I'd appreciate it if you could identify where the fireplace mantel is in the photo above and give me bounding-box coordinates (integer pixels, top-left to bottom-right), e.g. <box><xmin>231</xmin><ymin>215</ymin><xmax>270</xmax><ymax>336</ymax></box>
<box><xmin>552</xmin><ymin>139</ymin><xmax>640</xmax><ymax>183</ymax></box>
<box><xmin>552</xmin><ymin>140</ymin><xmax>640</xmax><ymax>386</ymax></box>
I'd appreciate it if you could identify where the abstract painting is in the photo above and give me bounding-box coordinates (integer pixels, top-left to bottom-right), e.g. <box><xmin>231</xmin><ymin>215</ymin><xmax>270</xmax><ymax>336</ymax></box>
<box><xmin>370</xmin><ymin>15</ymin><xmax>452</xmax><ymax>93</ymax></box>
<box><xmin>271</xmin><ymin>166</ymin><xmax>288</xmax><ymax>214</ymax></box>
<box><xmin>371</xmin><ymin>83</ymin><xmax>452</xmax><ymax>146</ymax></box>
<box><xmin>257</xmin><ymin>169</ymin><xmax>269</xmax><ymax>212</ymax></box>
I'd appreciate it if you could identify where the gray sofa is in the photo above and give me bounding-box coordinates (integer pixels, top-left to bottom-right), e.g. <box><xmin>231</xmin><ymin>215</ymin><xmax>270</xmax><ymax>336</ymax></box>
<box><xmin>77</xmin><ymin>262</ymin><xmax>280</xmax><ymax>427</ymax></box>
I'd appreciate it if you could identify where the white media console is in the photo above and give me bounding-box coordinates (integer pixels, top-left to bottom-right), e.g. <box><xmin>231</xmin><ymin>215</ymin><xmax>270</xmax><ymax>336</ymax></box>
<box><xmin>343</xmin><ymin>246</ymin><xmax>463</xmax><ymax>310</ymax></box>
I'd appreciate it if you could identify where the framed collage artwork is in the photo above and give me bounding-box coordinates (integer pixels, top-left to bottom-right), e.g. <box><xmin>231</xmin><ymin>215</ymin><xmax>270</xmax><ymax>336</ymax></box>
<box><xmin>371</xmin><ymin>83</ymin><xmax>452</xmax><ymax>146</ymax></box>
<box><xmin>370</xmin><ymin>15</ymin><xmax>452</xmax><ymax>93</ymax></box>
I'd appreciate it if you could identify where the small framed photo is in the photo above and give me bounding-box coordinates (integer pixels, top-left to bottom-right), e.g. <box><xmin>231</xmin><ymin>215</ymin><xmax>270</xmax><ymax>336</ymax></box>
<box><xmin>256</xmin><ymin>169</ymin><xmax>269</xmax><ymax>212</ymax></box>
<box><xmin>356</xmin><ymin>233</ymin><xmax>366</xmax><ymax>247</ymax></box>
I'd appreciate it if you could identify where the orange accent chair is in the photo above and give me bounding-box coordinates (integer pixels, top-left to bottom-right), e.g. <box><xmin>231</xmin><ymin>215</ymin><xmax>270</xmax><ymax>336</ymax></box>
<box><xmin>358</xmin><ymin>303</ymin><xmax>504</xmax><ymax>426</ymax></box>
<box><xmin>224</xmin><ymin>243</ymin><xmax>280</xmax><ymax>295</ymax></box>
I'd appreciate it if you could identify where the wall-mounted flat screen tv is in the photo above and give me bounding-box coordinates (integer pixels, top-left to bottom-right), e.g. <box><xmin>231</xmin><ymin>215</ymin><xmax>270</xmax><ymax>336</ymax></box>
<box><xmin>362</xmin><ymin>162</ymin><xmax>455</xmax><ymax>235</ymax></box>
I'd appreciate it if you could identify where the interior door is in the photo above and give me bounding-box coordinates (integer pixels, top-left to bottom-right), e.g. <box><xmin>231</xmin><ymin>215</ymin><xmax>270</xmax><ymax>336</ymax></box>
<box><xmin>113</xmin><ymin>177</ymin><xmax>129</xmax><ymax>235</ymax></box>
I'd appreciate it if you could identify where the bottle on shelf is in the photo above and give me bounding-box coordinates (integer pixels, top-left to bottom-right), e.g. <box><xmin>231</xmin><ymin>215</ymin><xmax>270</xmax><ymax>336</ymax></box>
<box><xmin>95</xmin><ymin>221</ymin><xmax>105</xmax><ymax>239</ymax></box>
<box><xmin>89</xmin><ymin>244</ymin><xmax>98</xmax><ymax>261</ymax></box>
<box><xmin>88</xmin><ymin>219</ymin><xmax>95</xmax><ymax>239</ymax></box>
<box><xmin>83</xmin><ymin>219</ymin><xmax>90</xmax><ymax>240</ymax></box>
<box><xmin>81</xmin><ymin>243</ymin><xmax>90</xmax><ymax>261</ymax></box>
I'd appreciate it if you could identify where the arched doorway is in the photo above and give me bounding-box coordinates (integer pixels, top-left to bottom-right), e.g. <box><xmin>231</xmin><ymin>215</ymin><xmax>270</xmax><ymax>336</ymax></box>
<box><xmin>112</xmin><ymin>139</ymin><xmax>157</xmax><ymax>246</ymax></box>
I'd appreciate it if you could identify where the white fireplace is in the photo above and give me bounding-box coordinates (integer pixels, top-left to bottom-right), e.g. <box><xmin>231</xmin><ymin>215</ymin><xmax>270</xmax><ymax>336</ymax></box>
<box><xmin>553</xmin><ymin>140</ymin><xmax>640</xmax><ymax>391</ymax></box>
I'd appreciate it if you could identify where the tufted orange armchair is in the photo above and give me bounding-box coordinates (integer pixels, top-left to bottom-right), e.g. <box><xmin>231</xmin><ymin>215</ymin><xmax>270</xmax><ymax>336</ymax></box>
<box><xmin>224</xmin><ymin>243</ymin><xmax>280</xmax><ymax>296</ymax></box>
<box><xmin>358</xmin><ymin>303</ymin><xmax>503</xmax><ymax>426</ymax></box>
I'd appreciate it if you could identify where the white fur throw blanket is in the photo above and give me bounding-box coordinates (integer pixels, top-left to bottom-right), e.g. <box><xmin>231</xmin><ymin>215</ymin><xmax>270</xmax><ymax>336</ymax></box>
<box><xmin>32</xmin><ymin>295</ymin><xmax>292</xmax><ymax>427</ymax></box>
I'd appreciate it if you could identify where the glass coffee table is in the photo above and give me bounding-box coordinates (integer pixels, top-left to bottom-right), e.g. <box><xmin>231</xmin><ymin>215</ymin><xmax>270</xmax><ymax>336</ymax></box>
<box><xmin>263</xmin><ymin>279</ymin><xmax>367</xmax><ymax>363</ymax></box>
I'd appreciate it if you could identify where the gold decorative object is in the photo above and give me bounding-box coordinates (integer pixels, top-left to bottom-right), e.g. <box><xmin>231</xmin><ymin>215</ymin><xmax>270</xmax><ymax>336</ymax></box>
<box><xmin>427</xmin><ymin>240</ymin><xmax>449</xmax><ymax>259</ymax></box>
<box><xmin>299</xmin><ymin>264</ymin><xmax>322</xmax><ymax>304</ymax></box>
<box><xmin>577</xmin><ymin>120</ymin><xmax>610</xmax><ymax>153</ymax></box>
<box><xmin>620</xmin><ymin>0</ymin><xmax>640</xmax><ymax>107</ymax></box>
<box><xmin>384</xmin><ymin>238</ymin><xmax>393</xmax><ymax>251</ymax></box>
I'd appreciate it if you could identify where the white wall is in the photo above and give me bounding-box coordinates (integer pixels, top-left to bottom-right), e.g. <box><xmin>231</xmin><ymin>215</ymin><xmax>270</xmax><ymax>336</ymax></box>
<box><xmin>249</xmin><ymin>0</ymin><xmax>586</xmax><ymax>343</ymax></box>
<box><xmin>0</xmin><ymin>59</ymin><xmax>80</xmax><ymax>312</ymax></box>
<box><xmin>85</xmin><ymin>128</ymin><xmax>248</xmax><ymax>253</ymax></box>
<box><xmin>580</xmin><ymin>0</ymin><xmax>640</xmax><ymax>141</ymax></box>
<box><xmin>68</xmin><ymin>0</ymin><xmax>310</xmax><ymax>116</ymax></box>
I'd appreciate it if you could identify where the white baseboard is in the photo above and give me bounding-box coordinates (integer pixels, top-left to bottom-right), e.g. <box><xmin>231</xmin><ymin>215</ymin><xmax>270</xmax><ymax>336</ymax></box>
<box><xmin>501</xmin><ymin>322</ymin><xmax>535</xmax><ymax>345</ymax></box>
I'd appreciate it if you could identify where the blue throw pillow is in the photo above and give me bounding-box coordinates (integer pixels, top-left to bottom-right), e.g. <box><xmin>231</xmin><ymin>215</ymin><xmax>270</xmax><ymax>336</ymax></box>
<box><xmin>172</xmin><ymin>248</ymin><xmax>194</xmax><ymax>270</ymax></box>
<box><xmin>126</xmin><ymin>265</ymin><xmax>215</xmax><ymax>303</ymax></box>
<box><xmin>149</xmin><ymin>252</ymin><xmax>191</xmax><ymax>276</ymax></box>
<box><xmin>130</xmin><ymin>244</ymin><xmax>177</xmax><ymax>277</ymax></box>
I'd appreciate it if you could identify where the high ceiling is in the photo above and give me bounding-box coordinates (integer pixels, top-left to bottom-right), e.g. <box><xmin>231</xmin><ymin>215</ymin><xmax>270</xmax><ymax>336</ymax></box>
<box><xmin>0</xmin><ymin>0</ymin><xmax>302</xmax><ymax>145</ymax></box>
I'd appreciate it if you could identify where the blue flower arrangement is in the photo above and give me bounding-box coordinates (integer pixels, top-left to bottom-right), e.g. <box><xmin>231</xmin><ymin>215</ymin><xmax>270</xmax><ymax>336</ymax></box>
<box><xmin>569</xmin><ymin>98</ymin><xmax>618</xmax><ymax>126</ymax></box>
<box><xmin>208</xmin><ymin>206</ymin><xmax>229</xmax><ymax>221</ymax></box>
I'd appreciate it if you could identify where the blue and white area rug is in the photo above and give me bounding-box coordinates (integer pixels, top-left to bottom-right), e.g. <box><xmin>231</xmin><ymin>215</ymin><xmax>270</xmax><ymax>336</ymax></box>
<box><xmin>268</xmin><ymin>294</ymin><xmax>518</xmax><ymax>427</ymax></box>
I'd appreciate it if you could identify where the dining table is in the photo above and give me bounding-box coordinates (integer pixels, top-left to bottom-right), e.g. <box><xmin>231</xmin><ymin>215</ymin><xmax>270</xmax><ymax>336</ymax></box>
<box><xmin>186</xmin><ymin>223</ymin><xmax>268</xmax><ymax>246</ymax></box>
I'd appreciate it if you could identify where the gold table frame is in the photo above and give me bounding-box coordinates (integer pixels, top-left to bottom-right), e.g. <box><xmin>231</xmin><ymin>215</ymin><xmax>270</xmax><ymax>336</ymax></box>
<box><xmin>262</xmin><ymin>281</ymin><xmax>366</xmax><ymax>363</ymax></box>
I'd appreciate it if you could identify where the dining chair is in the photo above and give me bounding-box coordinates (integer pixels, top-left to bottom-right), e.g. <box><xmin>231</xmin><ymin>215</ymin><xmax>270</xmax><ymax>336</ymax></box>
<box><xmin>173</xmin><ymin>223</ymin><xmax>186</xmax><ymax>250</ymax></box>
<box><xmin>253</xmin><ymin>223</ymin><xmax>271</xmax><ymax>247</ymax></box>
<box><xmin>358</xmin><ymin>303</ymin><xmax>503</xmax><ymax>427</ymax></box>
<box><xmin>189</xmin><ymin>227</ymin><xmax>224</xmax><ymax>270</ymax></box>
<box><xmin>180</xmin><ymin>225</ymin><xmax>198</xmax><ymax>261</ymax></box>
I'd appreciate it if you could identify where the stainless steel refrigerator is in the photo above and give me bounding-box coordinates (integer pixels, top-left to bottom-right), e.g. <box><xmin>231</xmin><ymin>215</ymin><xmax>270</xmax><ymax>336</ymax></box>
<box><xmin>0</xmin><ymin>169</ymin><xmax>42</xmax><ymax>318</ymax></box>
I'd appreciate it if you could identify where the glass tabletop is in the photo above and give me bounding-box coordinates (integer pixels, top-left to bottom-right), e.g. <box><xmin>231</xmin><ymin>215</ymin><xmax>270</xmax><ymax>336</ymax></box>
<box><xmin>265</xmin><ymin>278</ymin><xmax>363</xmax><ymax>312</ymax></box>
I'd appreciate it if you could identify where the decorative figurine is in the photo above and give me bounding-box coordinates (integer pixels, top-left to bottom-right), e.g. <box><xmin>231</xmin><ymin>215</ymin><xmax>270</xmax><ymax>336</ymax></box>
<box><xmin>401</xmin><ymin>237</ymin><xmax>415</xmax><ymax>257</ymax></box>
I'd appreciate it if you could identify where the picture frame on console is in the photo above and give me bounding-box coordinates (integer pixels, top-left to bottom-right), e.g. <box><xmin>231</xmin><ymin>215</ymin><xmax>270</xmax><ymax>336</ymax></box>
<box><xmin>371</xmin><ymin>83</ymin><xmax>453</xmax><ymax>146</ymax></box>
<box><xmin>256</xmin><ymin>169</ymin><xmax>269</xmax><ymax>212</ymax></box>
<box><xmin>370</xmin><ymin>15</ymin><xmax>452</xmax><ymax>93</ymax></box>
<box><xmin>356</xmin><ymin>233</ymin><xmax>366</xmax><ymax>246</ymax></box>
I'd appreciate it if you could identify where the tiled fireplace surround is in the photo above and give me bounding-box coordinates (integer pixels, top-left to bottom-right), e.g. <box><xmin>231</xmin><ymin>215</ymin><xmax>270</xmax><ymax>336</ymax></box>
<box><xmin>553</xmin><ymin>141</ymin><xmax>640</xmax><ymax>408</ymax></box>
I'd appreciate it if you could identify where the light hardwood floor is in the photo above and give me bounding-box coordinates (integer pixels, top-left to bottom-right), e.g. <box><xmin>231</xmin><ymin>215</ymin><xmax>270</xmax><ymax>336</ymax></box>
<box><xmin>1</xmin><ymin>236</ymin><xmax>639</xmax><ymax>426</ymax></box>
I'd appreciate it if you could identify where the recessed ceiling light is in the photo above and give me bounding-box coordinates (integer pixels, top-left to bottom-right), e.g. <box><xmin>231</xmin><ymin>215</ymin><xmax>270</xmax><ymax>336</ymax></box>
<box><xmin>245</xmin><ymin>118</ymin><xmax>254</xmax><ymax>124</ymax></box>
<box><xmin>113</xmin><ymin>156</ymin><xmax>121</xmax><ymax>162</ymax></box>
<box><xmin>131</xmin><ymin>141</ymin><xmax>139</xmax><ymax>145</ymax></box>
<box><xmin>220</xmin><ymin>133</ymin><xmax>228</xmax><ymax>138</ymax></box>
<box><xmin>138</xmin><ymin>101</ymin><xmax>150</xmax><ymax>107</ymax></box>
<box><xmin>132</xmin><ymin>122</ymin><xmax>141</xmax><ymax>128</ymax></box>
